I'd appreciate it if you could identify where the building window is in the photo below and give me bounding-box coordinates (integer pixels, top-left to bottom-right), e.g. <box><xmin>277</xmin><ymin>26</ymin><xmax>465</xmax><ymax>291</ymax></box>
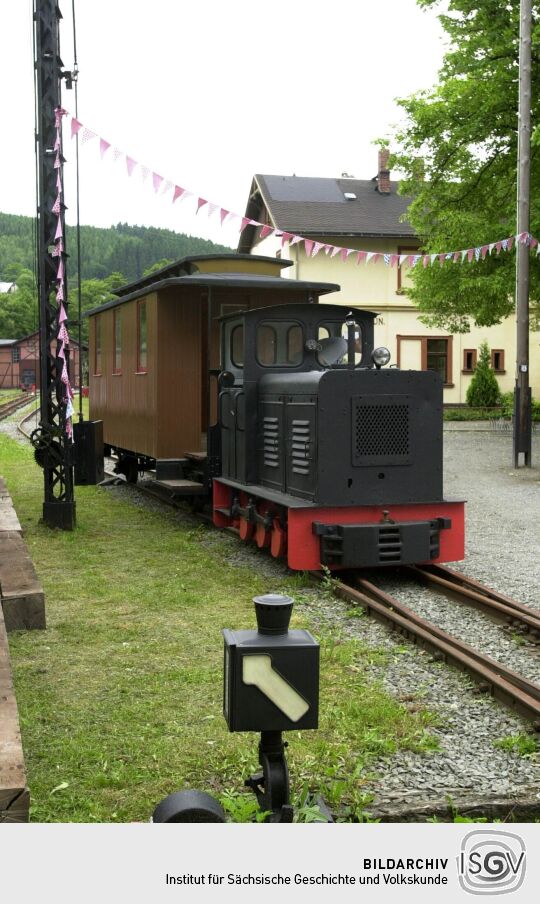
<box><xmin>11</xmin><ymin>347</ymin><xmax>20</xmax><ymax>363</ymax></box>
<box><xmin>113</xmin><ymin>309</ymin><xmax>122</xmax><ymax>373</ymax></box>
<box><xmin>137</xmin><ymin>301</ymin><xmax>147</xmax><ymax>372</ymax></box>
<box><xmin>463</xmin><ymin>349</ymin><xmax>477</xmax><ymax>373</ymax></box>
<box><xmin>94</xmin><ymin>316</ymin><xmax>102</xmax><ymax>374</ymax></box>
<box><xmin>426</xmin><ymin>338</ymin><xmax>451</xmax><ymax>383</ymax></box>
<box><xmin>491</xmin><ymin>349</ymin><xmax>505</xmax><ymax>372</ymax></box>
<box><xmin>397</xmin><ymin>245</ymin><xmax>419</xmax><ymax>293</ymax></box>
<box><xmin>396</xmin><ymin>335</ymin><xmax>453</xmax><ymax>385</ymax></box>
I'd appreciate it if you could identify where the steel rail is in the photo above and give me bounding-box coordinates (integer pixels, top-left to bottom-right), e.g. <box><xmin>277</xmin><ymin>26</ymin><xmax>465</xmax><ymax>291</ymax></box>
<box><xmin>331</xmin><ymin>576</ymin><xmax>540</xmax><ymax>724</ymax></box>
<box><xmin>409</xmin><ymin>564</ymin><xmax>540</xmax><ymax>632</ymax></box>
<box><xmin>0</xmin><ymin>395</ymin><xmax>36</xmax><ymax>421</ymax></box>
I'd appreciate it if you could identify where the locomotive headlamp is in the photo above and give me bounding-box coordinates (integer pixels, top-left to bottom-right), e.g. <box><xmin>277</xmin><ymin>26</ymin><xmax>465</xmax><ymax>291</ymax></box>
<box><xmin>372</xmin><ymin>346</ymin><xmax>391</xmax><ymax>368</ymax></box>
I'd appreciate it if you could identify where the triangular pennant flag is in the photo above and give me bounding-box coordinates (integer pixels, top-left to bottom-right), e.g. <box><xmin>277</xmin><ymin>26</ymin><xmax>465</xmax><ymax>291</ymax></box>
<box><xmin>430</xmin><ymin>254</ymin><xmax>437</xmax><ymax>266</ymax></box>
<box><xmin>126</xmin><ymin>156</ymin><xmax>137</xmax><ymax>177</ymax></box>
<box><xmin>413</xmin><ymin>255</ymin><xmax>421</xmax><ymax>267</ymax></box>
<box><xmin>290</xmin><ymin>235</ymin><xmax>303</xmax><ymax>246</ymax></box>
<box><xmin>152</xmin><ymin>173</ymin><xmax>164</xmax><ymax>193</ymax></box>
<box><xmin>481</xmin><ymin>245</ymin><xmax>488</xmax><ymax>260</ymax></box>
<box><xmin>70</xmin><ymin>118</ymin><xmax>83</xmax><ymax>139</ymax></box>
<box><xmin>423</xmin><ymin>255</ymin><xmax>429</xmax><ymax>268</ymax></box>
<box><xmin>54</xmin><ymin>217</ymin><xmax>63</xmax><ymax>241</ymax></box>
<box><xmin>259</xmin><ymin>224</ymin><xmax>273</xmax><ymax>239</ymax></box>
<box><xmin>52</xmin><ymin>195</ymin><xmax>61</xmax><ymax>215</ymax></box>
<box><xmin>161</xmin><ymin>180</ymin><xmax>174</xmax><ymax>196</ymax></box>
<box><xmin>100</xmin><ymin>139</ymin><xmax>111</xmax><ymax>159</ymax></box>
<box><xmin>56</xmin><ymin>172</ymin><xmax>62</xmax><ymax>192</ymax></box>
<box><xmin>530</xmin><ymin>237</ymin><xmax>538</xmax><ymax>249</ymax></box>
<box><xmin>173</xmin><ymin>185</ymin><xmax>186</xmax><ymax>203</ymax></box>
<box><xmin>467</xmin><ymin>248</ymin><xmax>474</xmax><ymax>262</ymax></box>
<box><xmin>495</xmin><ymin>241</ymin><xmax>502</xmax><ymax>254</ymax></box>
<box><xmin>54</xmin><ymin>152</ymin><xmax>61</xmax><ymax>170</ymax></box>
<box><xmin>57</xmin><ymin>343</ymin><xmax>65</xmax><ymax>360</ymax></box>
<box><xmin>197</xmin><ymin>197</ymin><xmax>208</xmax><ymax>213</ymax></box>
<box><xmin>331</xmin><ymin>246</ymin><xmax>341</xmax><ymax>258</ymax></box>
<box><xmin>281</xmin><ymin>232</ymin><xmax>293</xmax><ymax>247</ymax></box>
<box><xmin>52</xmin><ymin>240</ymin><xmax>64</xmax><ymax>258</ymax></box>
<box><xmin>474</xmin><ymin>247</ymin><xmax>480</xmax><ymax>261</ymax></box>
<box><xmin>56</xmin><ymin>282</ymin><xmax>64</xmax><ymax>302</ymax></box>
<box><xmin>82</xmin><ymin>128</ymin><xmax>96</xmax><ymax>144</ymax></box>
<box><xmin>371</xmin><ymin>253</ymin><xmax>380</xmax><ymax>264</ymax></box>
<box><xmin>399</xmin><ymin>254</ymin><xmax>408</xmax><ymax>266</ymax></box>
<box><xmin>57</xmin><ymin>259</ymin><xmax>64</xmax><ymax>280</ymax></box>
<box><xmin>383</xmin><ymin>253</ymin><xmax>390</xmax><ymax>265</ymax></box>
<box><xmin>366</xmin><ymin>252</ymin><xmax>374</xmax><ymax>264</ymax></box>
<box><xmin>239</xmin><ymin>216</ymin><xmax>251</xmax><ymax>232</ymax></box>
<box><xmin>312</xmin><ymin>241</ymin><xmax>324</xmax><ymax>257</ymax></box>
<box><xmin>356</xmin><ymin>251</ymin><xmax>367</xmax><ymax>264</ymax></box>
<box><xmin>113</xmin><ymin>148</ymin><xmax>122</xmax><ymax>162</ymax></box>
<box><xmin>488</xmin><ymin>243</ymin><xmax>495</xmax><ymax>255</ymax></box>
<box><xmin>54</xmin><ymin>135</ymin><xmax>61</xmax><ymax>152</ymax></box>
<box><xmin>390</xmin><ymin>254</ymin><xmax>399</xmax><ymax>268</ymax></box>
<box><xmin>439</xmin><ymin>254</ymin><xmax>446</xmax><ymax>266</ymax></box>
<box><xmin>507</xmin><ymin>237</ymin><xmax>514</xmax><ymax>252</ymax></box>
<box><xmin>207</xmin><ymin>203</ymin><xmax>218</xmax><ymax>218</ymax></box>
<box><xmin>452</xmin><ymin>252</ymin><xmax>460</xmax><ymax>263</ymax></box>
<box><xmin>58</xmin><ymin>303</ymin><xmax>68</xmax><ymax>323</ymax></box>
<box><xmin>323</xmin><ymin>244</ymin><xmax>333</xmax><ymax>255</ymax></box>
<box><xmin>305</xmin><ymin>239</ymin><xmax>315</xmax><ymax>258</ymax></box>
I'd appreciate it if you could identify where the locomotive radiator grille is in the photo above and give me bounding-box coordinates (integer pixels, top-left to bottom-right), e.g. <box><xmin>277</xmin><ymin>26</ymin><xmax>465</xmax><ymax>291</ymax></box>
<box><xmin>352</xmin><ymin>397</ymin><xmax>411</xmax><ymax>466</ymax></box>
<box><xmin>290</xmin><ymin>419</ymin><xmax>311</xmax><ymax>476</ymax></box>
<box><xmin>262</xmin><ymin>416</ymin><xmax>280</xmax><ymax>469</ymax></box>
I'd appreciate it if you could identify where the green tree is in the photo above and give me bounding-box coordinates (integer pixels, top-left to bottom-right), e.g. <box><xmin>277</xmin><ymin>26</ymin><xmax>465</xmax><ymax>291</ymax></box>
<box><xmin>388</xmin><ymin>0</ymin><xmax>540</xmax><ymax>332</ymax></box>
<box><xmin>0</xmin><ymin>268</ymin><xmax>38</xmax><ymax>338</ymax></box>
<box><xmin>466</xmin><ymin>341</ymin><xmax>502</xmax><ymax>406</ymax></box>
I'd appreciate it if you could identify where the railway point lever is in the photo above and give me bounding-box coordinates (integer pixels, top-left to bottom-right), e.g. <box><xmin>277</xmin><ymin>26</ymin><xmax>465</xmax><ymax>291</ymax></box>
<box><xmin>223</xmin><ymin>593</ymin><xmax>320</xmax><ymax>823</ymax></box>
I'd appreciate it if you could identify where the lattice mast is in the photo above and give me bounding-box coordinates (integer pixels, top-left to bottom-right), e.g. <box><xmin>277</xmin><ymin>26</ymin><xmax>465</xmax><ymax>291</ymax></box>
<box><xmin>33</xmin><ymin>0</ymin><xmax>76</xmax><ymax>528</ymax></box>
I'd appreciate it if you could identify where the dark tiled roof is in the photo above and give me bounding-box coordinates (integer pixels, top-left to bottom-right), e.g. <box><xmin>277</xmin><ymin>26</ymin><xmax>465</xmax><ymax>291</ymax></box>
<box><xmin>238</xmin><ymin>174</ymin><xmax>416</xmax><ymax>252</ymax></box>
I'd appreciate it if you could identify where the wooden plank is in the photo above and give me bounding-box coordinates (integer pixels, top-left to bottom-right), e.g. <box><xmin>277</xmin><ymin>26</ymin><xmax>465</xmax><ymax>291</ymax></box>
<box><xmin>0</xmin><ymin>531</ymin><xmax>46</xmax><ymax>632</ymax></box>
<box><xmin>153</xmin><ymin>478</ymin><xmax>205</xmax><ymax>496</ymax></box>
<box><xmin>0</xmin><ymin>605</ymin><xmax>29</xmax><ymax>823</ymax></box>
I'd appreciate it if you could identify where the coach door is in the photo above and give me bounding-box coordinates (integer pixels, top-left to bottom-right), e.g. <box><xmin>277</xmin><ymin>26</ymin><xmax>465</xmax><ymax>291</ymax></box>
<box><xmin>219</xmin><ymin>317</ymin><xmax>246</xmax><ymax>482</ymax></box>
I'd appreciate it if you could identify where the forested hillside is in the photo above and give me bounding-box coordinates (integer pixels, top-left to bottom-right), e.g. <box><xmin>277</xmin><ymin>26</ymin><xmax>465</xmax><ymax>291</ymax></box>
<box><xmin>0</xmin><ymin>212</ymin><xmax>231</xmax><ymax>282</ymax></box>
<box><xmin>0</xmin><ymin>211</ymin><xmax>233</xmax><ymax>339</ymax></box>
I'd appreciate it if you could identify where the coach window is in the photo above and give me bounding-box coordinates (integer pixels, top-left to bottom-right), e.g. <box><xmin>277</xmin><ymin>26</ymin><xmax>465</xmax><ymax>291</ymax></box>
<box><xmin>230</xmin><ymin>324</ymin><xmax>244</xmax><ymax>367</ymax></box>
<box><xmin>94</xmin><ymin>316</ymin><xmax>102</xmax><ymax>375</ymax></box>
<box><xmin>113</xmin><ymin>309</ymin><xmax>122</xmax><ymax>374</ymax></box>
<box><xmin>137</xmin><ymin>301</ymin><xmax>147</xmax><ymax>372</ymax></box>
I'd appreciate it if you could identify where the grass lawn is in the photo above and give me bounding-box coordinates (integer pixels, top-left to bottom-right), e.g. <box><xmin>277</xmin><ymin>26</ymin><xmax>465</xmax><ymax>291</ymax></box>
<box><xmin>1</xmin><ymin>432</ymin><xmax>438</xmax><ymax>822</ymax></box>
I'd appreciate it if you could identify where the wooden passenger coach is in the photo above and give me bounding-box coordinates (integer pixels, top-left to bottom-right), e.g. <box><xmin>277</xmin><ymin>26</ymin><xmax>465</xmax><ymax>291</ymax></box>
<box><xmin>87</xmin><ymin>254</ymin><xmax>338</xmax><ymax>479</ymax></box>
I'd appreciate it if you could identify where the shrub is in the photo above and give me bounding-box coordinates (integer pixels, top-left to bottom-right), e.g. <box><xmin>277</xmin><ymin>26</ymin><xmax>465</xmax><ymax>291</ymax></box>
<box><xmin>466</xmin><ymin>342</ymin><xmax>502</xmax><ymax>407</ymax></box>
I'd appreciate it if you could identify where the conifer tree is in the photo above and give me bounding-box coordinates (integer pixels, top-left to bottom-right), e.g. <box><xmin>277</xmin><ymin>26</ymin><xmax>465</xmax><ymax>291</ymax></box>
<box><xmin>466</xmin><ymin>341</ymin><xmax>502</xmax><ymax>407</ymax></box>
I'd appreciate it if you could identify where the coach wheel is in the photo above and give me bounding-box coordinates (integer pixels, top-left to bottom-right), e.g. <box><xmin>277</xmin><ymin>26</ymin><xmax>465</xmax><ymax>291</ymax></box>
<box><xmin>239</xmin><ymin>518</ymin><xmax>255</xmax><ymax>541</ymax></box>
<box><xmin>152</xmin><ymin>790</ymin><xmax>226</xmax><ymax>823</ymax></box>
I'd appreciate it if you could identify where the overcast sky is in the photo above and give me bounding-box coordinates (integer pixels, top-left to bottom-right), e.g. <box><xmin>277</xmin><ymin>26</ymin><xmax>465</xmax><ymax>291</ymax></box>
<box><xmin>1</xmin><ymin>0</ymin><xmax>448</xmax><ymax>249</ymax></box>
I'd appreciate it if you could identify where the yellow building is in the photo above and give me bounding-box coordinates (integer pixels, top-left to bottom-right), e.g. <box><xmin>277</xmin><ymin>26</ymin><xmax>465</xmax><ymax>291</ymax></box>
<box><xmin>239</xmin><ymin>152</ymin><xmax>539</xmax><ymax>402</ymax></box>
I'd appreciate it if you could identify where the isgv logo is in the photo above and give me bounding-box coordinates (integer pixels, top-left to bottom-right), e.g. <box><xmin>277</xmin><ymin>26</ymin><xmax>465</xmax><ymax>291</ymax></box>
<box><xmin>458</xmin><ymin>830</ymin><xmax>526</xmax><ymax>895</ymax></box>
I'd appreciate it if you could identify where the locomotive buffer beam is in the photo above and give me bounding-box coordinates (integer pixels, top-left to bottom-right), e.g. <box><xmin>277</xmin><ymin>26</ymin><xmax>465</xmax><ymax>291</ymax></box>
<box><xmin>313</xmin><ymin>518</ymin><xmax>451</xmax><ymax>568</ymax></box>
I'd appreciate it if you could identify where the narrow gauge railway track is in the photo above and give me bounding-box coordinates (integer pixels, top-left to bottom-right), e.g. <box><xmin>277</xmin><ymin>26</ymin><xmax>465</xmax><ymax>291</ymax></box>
<box><xmin>0</xmin><ymin>394</ymin><xmax>36</xmax><ymax>421</ymax></box>
<box><xmin>333</xmin><ymin>573</ymin><xmax>540</xmax><ymax>726</ymax></box>
<box><xmin>79</xmin><ymin>462</ymin><xmax>540</xmax><ymax>726</ymax></box>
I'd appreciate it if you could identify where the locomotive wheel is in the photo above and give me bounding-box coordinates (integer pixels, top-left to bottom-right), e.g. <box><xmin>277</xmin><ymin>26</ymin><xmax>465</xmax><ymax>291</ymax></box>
<box><xmin>270</xmin><ymin>518</ymin><xmax>287</xmax><ymax>559</ymax></box>
<box><xmin>239</xmin><ymin>518</ymin><xmax>255</xmax><ymax>541</ymax></box>
<box><xmin>255</xmin><ymin>522</ymin><xmax>271</xmax><ymax>548</ymax></box>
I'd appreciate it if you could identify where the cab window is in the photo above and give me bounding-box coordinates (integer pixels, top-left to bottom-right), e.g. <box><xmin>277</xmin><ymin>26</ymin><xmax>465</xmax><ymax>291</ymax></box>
<box><xmin>256</xmin><ymin>321</ymin><xmax>304</xmax><ymax>367</ymax></box>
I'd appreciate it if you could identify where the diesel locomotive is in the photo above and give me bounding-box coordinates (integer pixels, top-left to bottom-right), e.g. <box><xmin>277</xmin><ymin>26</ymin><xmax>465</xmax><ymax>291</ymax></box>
<box><xmin>83</xmin><ymin>253</ymin><xmax>464</xmax><ymax>570</ymax></box>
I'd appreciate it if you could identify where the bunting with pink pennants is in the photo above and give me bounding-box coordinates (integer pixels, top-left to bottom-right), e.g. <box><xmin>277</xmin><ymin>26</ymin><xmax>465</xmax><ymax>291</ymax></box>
<box><xmin>66</xmin><ymin>111</ymin><xmax>540</xmax><ymax>269</ymax></box>
<box><xmin>53</xmin><ymin>107</ymin><xmax>75</xmax><ymax>440</ymax></box>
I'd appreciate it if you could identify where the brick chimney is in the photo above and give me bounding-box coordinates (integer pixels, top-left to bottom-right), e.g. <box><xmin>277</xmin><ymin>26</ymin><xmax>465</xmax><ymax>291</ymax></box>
<box><xmin>376</xmin><ymin>148</ymin><xmax>391</xmax><ymax>194</ymax></box>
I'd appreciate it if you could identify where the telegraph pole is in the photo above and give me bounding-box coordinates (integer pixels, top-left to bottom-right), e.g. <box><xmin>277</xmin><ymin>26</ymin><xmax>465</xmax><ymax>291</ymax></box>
<box><xmin>513</xmin><ymin>0</ymin><xmax>532</xmax><ymax>467</ymax></box>
<box><xmin>33</xmin><ymin>0</ymin><xmax>76</xmax><ymax>526</ymax></box>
